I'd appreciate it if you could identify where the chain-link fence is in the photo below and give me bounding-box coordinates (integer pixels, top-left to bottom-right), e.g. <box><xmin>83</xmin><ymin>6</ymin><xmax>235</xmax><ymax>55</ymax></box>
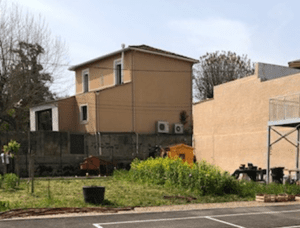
<box><xmin>269</xmin><ymin>93</ymin><xmax>300</xmax><ymax>122</ymax></box>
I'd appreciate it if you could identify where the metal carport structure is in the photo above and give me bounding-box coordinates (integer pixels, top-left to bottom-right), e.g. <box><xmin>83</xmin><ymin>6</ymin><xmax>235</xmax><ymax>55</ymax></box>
<box><xmin>267</xmin><ymin>93</ymin><xmax>300</xmax><ymax>183</ymax></box>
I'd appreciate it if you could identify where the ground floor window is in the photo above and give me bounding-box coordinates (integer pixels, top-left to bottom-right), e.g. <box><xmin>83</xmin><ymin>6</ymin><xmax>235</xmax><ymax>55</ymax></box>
<box><xmin>36</xmin><ymin>109</ymin><xmax>52</xmax><ymax>131</ymax></box>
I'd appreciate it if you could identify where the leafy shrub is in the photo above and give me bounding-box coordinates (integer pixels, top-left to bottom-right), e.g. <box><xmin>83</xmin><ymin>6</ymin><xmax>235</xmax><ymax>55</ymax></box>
<box><xmin>3</xmin><ymin>173</ymin><xmax>19</xmax><ymax>190</ymax></box>
<box><xmin>123</xmin><ymin>157</ymin><xmax>242</xmax><ymax>196</ymax></box>
<box><xmin>0</xmin><ymin>201</ymin><xmax>10</xmax><ymax>211</ymax></box>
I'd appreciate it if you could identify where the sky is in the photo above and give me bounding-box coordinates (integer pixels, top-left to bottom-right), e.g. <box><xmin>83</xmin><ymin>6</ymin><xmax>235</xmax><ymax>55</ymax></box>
<box><xmin>8</xmin><ymin>0</ymin><xmax>300</xmax><ymax>96</ymax></box>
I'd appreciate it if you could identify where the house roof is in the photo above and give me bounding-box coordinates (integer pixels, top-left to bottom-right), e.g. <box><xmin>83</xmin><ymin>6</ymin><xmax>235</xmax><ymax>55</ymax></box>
<box><xmin>68</xmin><ymin>45</ymin><xmax>199</xmax><ymax>71</ymax></box>
<box><xmin>288</xmin><ymin>59</ymin><xmax>300</xmax><ymax>69</ymax></box>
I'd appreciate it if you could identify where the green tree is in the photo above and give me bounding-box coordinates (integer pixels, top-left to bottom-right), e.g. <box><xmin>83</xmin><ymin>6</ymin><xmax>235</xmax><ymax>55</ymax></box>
<box><xmin>193</xmin><ymin>51</ymin><xmax>255</xmax><ymax>100</ymax></box>
<box><xmin>0</xmin><ymin>1</ymin><xmax>67</xmax><ymax>131</ymax></box>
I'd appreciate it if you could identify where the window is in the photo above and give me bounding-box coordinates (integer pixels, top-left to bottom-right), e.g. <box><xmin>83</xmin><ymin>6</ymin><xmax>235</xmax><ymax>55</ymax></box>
<box><xmin>100</xmin><ymin>74</ymin><xmax>104</xmax><ymax>86</ymax></box>
<box><xmin>36</xmin><ymin>109</ymin><xmax>52</xmax><ymax>131</ymax></box>
<box><xmin>114</xmin><ymin>59</ymin><xmax>123</xmax><ymax>85</ymax></box>
<box><xmin>80</xmin><ymin>105</ymin><xmax>88</xmax><ymax>122</ymax></box>
<box><xmin>82</xmin><ymin>69</ymin><xmax>89</xmax><ymax>93</ymax></box>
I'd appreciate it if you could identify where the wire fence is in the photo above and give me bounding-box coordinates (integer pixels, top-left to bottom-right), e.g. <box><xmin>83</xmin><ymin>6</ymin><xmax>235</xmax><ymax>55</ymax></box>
<box><xmin>269</xmin><ymin>93</ymin><xmax>300</xmax><ymax>121</ymax></box>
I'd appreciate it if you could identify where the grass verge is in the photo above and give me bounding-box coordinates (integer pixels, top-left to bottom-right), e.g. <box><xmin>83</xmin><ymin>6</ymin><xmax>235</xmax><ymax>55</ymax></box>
<box><xmin>0</xmin><ymin>176</ymin><xmax>253</xmax><ymax>212</ymax></box>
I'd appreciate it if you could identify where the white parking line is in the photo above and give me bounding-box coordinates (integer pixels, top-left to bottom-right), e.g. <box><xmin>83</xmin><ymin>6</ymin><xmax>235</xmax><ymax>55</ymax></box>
<box><xmin>93</xmin><ymin>215</ymin><xmax>207</xmax><ymax>227</ymax></box>
<box><xmin>274</xmin><ymin>226</ymin><xmax>300</xmax><ymax>228</ymax></box>
<box><xmin>92</xmin><ymin>209</ymin><xmax>300</xmax><ymax>227</ymax></box>
<box><xmin>205</xmin><ymin>216</ymin><xmax>245</xmax><ymax>228</ymax></box>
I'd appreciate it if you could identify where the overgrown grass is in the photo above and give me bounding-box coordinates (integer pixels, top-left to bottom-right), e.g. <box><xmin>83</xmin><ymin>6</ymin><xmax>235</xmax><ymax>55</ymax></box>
<box><xmin>0</xmin><ymin>176</ymin><xmax>252</xmax><ymax>212</ymax></box>
<box><xmin>114</xmin><ymin>157</ymin><xmax>300</xmax><ymax>198</ymax></box>
<box><xmin>1</xmin><ymin>157</ymin><xmax>300</xmax><ymax>212</ymax></box>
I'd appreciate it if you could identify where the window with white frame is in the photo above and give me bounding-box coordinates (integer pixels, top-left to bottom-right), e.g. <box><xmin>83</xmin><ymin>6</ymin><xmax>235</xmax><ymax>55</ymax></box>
<box><xmin>114</xmin><ymin>59</ymin><xmax>123</xmax><ymax>85</ymax></box>
<box><xmin>100</xmin><ymin>74</ymin><xmax>104</xmax><ymax>86</ymax></box>
<box><xmin>80</xmin><ymin>105</ymin><xmax>88</xmax><ymax>122</ymax></box>
<box><xmin>82</xmin><ymin>69</ymin><xmax>89</xmax><ymax>93</ymax></box>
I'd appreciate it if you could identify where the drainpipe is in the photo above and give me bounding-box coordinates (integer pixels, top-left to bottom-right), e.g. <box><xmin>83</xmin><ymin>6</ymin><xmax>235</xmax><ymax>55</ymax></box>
<box><xmin>136</xmin><ymin>132</ymin><xmax>139</xmax><ymax>156</ymax></box>
<box><xmin>98</xmin><ymin>132</ymin><xmax>102</xmax><ymax>155</ymax></box>
<box><xmin>131</xmin><ymin>50</ymin><xmax>135</xmax><ymax>132</ymax></box>
<box><xmin>121</xmin><ymin>44</ymin><xmax>125</xmax><ymax>84</ymax></box>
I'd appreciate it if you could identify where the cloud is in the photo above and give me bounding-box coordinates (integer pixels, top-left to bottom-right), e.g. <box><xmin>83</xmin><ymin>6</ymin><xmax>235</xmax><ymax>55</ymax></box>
<box><xmin>168</xmin><ymin>18</ymin><xmax>252</xmax><ymax>56</ymax></box>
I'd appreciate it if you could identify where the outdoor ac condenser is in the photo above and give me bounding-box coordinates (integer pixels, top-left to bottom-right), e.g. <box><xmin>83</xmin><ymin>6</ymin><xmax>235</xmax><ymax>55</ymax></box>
<box><xmin>156</xmin><ymin>121</ymin><xmax>169</xmax><ymax>133</ymax></box>
<box><xmin>174</xmin><ymin>123</ymin><xmax>184</xmax><ymax>134</ymax></box>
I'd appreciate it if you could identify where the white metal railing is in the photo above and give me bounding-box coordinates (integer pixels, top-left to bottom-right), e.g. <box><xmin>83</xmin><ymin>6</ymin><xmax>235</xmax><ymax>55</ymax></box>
<box><xmin>269</xmin><ymin>93</ymin><xmax>300</xmax><ymax>122</ymax></box>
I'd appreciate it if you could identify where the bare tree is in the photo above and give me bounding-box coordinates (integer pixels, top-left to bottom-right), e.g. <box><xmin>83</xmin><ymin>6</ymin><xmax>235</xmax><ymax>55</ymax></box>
<box><xmin>0</xmin><ymin>0</ymin><xmax>68</xmax><ymax>131</ymax></box>
<box><xmin>193</xmin><ymin>51</ymin><xmax>254</xmax><ymax>101</ymax></box>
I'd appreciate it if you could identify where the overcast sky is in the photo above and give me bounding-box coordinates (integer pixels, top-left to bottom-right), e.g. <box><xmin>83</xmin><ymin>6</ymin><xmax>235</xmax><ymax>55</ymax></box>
<box><xmin>10</xmin><ymin>0</ymin><xmax>300</xmax><ymax>96</ymax></box>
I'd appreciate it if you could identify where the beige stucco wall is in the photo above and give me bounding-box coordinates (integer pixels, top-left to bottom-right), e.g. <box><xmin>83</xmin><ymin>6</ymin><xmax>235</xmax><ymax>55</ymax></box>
<box><xmin>132</xmin><ymin>51</ymin><xmax>193</xmax><ymax>133</ymax></box>
<box><xmin>193</xmin><ymin>71</ymin><xmax>300</xmax><ymax>174</ymax></box>
<box><xmin>58</xmin><ymin>49</ymin><xmax>194</xmax><ymax>134</ymax></box>
<box><xmin>96</xmin><ymin>83</ymin><xmax>133</xmax><ymax>132</ymax></box>
<box><xmin>58</xmin><ymin>96</ymin><xmax>76</xmax><ymax>132</ymax></box>
<box><xmin>58</xmin><ymin>92</ymin><xmax>97</xmax><ymax>133</ymax></box>
<box><xmin>75</xmin><ymin>52</ymin><xmax>132</xmax><ymax>94</ymax></box>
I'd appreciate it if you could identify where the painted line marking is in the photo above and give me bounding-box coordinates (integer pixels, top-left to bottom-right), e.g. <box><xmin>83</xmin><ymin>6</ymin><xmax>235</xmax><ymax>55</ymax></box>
<box><xmin>275</xmin><ymin>226</ymin><xmax>300</xmax><ymax>228</ymax></box>
<box><xmin>92</xmin><ymin>209</ymin><xmax>300</xmax><ymax>227</ymax></box>
<box><xmin>205</xmin><ymin>216</ymin><xmax>245</xmax><ymax>228</ymax></box>
<box><xmin>93</xmin><ymin>225</ymin><xmax>103</xmax><ymax>228</ymax></box>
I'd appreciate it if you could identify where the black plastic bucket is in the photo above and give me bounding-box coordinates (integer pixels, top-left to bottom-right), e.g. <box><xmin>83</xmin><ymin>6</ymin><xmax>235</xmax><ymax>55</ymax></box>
<box><xmin>82</xmin><ymin>186</ymin><xmax>105</xmax><ymax>204</ymax></box>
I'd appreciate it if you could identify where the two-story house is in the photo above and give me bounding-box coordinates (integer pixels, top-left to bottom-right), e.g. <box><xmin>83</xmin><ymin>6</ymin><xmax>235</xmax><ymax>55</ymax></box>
<box><xmin>30</xmin><ymin>45</ymin><xmax>198</xmax><ymax>134</ymax></box>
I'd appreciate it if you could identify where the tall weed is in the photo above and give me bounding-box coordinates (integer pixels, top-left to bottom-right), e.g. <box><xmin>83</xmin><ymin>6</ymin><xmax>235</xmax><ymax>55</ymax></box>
<box><xmin>125</xmin><ymin>157</ymin><xmax>242</xmax><ymax>196</ymax></box>
<box><xmin>3</xmin><ymin>173</ymin><xmax>19</xmax><ymax>190</ymax></box>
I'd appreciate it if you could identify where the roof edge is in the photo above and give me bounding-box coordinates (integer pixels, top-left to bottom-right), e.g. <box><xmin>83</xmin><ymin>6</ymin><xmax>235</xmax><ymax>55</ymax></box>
<box><xmin>69</xmin><ymin>46</ymin><xmax>199</xmax><ymax>71</ymax></box>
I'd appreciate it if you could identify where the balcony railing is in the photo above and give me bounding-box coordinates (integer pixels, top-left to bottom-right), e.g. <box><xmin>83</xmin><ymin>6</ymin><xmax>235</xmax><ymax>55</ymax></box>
<box><xmin>269</xmin><ymin>93</ymin><xmax>300</xmax><ymax>122</ymax></box>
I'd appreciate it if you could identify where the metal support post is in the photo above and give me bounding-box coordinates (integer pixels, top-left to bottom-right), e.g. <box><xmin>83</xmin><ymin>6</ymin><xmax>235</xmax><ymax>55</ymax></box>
<box><xmin>297</xmin><ymin>128</ymin><xmax>300</xmax><ymax>180</ymax></box>
<box><xmin>267</xmin><ymin>126</ymin><xmax>271</xmax><ymax>184</ymax></box>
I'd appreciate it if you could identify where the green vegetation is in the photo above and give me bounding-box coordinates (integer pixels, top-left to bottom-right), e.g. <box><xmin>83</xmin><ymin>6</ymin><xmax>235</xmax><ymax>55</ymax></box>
<box><xmin>115</xmin><ymin>157</ymin><xmax>300</xmax><ymax>198</ymax></box>
<box><xmin>0</xmin><ymin>157</ymin><xmax>299</xmax><ymax>212</ymax></box>
<box><xmin>2</xmin><ymin>173</ymin><xmax>19</xmax><ymax>190</ymax></box>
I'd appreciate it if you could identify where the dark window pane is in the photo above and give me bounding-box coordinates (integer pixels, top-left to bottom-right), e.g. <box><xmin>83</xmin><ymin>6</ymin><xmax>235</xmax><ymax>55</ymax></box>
<box><xmin>81</xmin><ymin>106</ymin><xmax>87</xmax><ymax>121</ymax></box>
<box><xmin>84</xmin><ymin>73</ymin><xmax>89</xmax><ymax>92</ymax></box>
<box><xmin>36</xmin><ymin>109</ymin><xmax>52</xmax><ymax>131</ymax></box>
<box><xmin>116</xmin><ymin>64</ymin><xmax>122</xmax><ymax>85</ymax></box>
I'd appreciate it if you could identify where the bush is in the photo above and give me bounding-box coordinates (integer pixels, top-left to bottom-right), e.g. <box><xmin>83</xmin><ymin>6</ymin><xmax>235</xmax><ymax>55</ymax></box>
<box><xmin>3</xmin><ymin>173</ymin><xmax>19</xmax><ymax>190</ymax></box>
<box><xmin>0</xmin><ymin>201</ymin><xmax>10</xmax><ymax>211</ymax></box>
<box><xmin>125</xmin><ymin>157</ymin><xmax>242</xmax><ymax>196</ymax></box>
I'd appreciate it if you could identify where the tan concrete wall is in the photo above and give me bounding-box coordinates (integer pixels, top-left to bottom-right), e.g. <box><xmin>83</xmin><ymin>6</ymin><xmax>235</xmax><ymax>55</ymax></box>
<box><xmin>96</xmin><ymin>83</ymin><xmax>133</xmax><ymax>132</ymax></box>
<box><xmin>193</xmin><ymin>71</ymin><xmax>300</xmax><ymax>174</ymax></box>
<box><xmin>74</xmin><ymin>92</ymin><xmax>96</xmax><ymax>133</ymax></box>
<box><xmin>75</xmin><ymin>52</ymin><xmax>132</xmax><ymax>94</ymax></box>
<box><xmin>72</xmin><ymin>49</ymin><xmax>194</xmax><ymax>134</ymax></box>
<box><xmin>58</xmin><ymin>96</ymin><xmax>77</xmax><ymax>132</ymax></box>
<box><xmin>132</xmin><ymin>51</ymin><xmax>193</xmax><ymax>133</ymax></box>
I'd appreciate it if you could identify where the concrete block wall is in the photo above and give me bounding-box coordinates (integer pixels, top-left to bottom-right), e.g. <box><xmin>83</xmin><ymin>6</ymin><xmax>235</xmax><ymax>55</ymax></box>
<box><xmin>0</xmin><ymin>131</ymin><xmax>192</xmax><ymax>176</ymax></box>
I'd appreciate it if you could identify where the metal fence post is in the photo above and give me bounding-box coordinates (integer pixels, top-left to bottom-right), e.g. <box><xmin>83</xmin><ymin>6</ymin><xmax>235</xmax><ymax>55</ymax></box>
<box><xmin>267</xmin><ymin>126</ymin><xmax>271</xmax><ymax>184</ymax></box>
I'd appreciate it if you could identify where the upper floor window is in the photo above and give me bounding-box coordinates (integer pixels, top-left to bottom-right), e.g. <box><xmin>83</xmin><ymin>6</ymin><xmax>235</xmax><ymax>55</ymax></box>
<box><xmin>82</xmin><ymin>69</ymin><xmax>89</xmax><ymax>93</ymax></box>
<box><xmin>114</xmin><ymin>59</ymin><xmax>123</xmax><ymax>85</ymax></box>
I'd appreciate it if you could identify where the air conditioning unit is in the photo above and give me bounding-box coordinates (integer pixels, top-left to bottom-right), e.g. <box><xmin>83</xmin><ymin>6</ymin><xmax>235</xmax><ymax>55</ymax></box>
<box><xmin>156</xmin><ymin>121</ymin><xmax>169</xmax><ymax>133</ymax></box>
<box><xmin>174</xmin><ymin>123</ymin><xmax>184</xmax><ymax>134</ymax></box>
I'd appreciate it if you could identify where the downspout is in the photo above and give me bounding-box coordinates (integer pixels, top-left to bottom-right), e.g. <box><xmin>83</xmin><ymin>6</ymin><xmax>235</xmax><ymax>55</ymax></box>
<box><xmin>136</xmin><ymin>132</ymin><xmax>139</xmax><ymax>156</ymax></box>
<box><xmin>131</xmin><ymin>49</ymin><xmax>135</xmax><ymax>132</ymax></box>
<box><xmin>121</xmin><ymin>44</ymin><xmax>125</xmax><ymax>84</ymax></box>
<box><xmin>95</xmin><ymin>91</ymin><xmax>101</xmax><ymax>155</ymax></box>
<box><xmin>98</xmin><ymin>132</ymin><xmax>102</xmax><ymax>155</ymax></box>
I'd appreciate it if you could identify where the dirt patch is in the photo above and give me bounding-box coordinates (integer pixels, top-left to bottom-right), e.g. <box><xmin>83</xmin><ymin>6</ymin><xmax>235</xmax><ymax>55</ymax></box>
<box><xmin>0</xmin><ymin>207</ymin><xmax>134</xmax><ymax>220</ymax></box>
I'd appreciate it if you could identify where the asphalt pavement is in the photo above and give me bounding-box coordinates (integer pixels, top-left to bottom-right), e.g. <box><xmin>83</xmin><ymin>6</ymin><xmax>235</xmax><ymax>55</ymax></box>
<box><xmin>1</xmin><ymin>204</ymin><xmax>300</xmax><ymax>228</ymax></box>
